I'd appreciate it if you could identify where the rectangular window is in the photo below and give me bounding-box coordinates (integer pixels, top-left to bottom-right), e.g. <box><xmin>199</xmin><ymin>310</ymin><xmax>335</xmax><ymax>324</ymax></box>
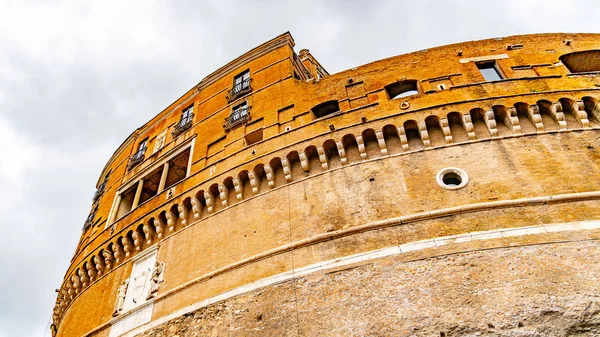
<box><xmin>477</xmin><ymin>61</ymin><xmax>503</xmax><ymax>82</ymax></box>
<box><xmin>181</xmin><ymin>105</ymin><xmax>193</xmax><ymax>123</ymax></box>
<box><xmin>234</xmin><ymin>70</ymin><xmax>250</xmax><ymax>90</ymax></box>
<box><xmin>137</xmin><ymin>138</ymin><xmax>148</xmax><ymax>155</ymax></box>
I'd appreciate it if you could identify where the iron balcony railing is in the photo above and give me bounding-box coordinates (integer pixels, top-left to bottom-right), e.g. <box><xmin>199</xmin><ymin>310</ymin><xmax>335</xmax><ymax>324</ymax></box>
<box><xmin>223</xmin><ymin>106</ymin><xmax>251</xmax><ymax>131</ymax></box>
<box><xmin>82</xmin><ymin>209</ymin><xmax>97</xmax><ymax>230</ymax></box>
<box><xmin>172</xmin><ymin>113</ymin><xmax>194</xmax><ymax>138</ymax></box>
<box><xmin>128</xmin><ymin>149</ymin><xmax>145</xmax><ymax>169</ymax></box>
<box><xmin>226</xmin><ymin>78</ymin><xmax>252</xmax><ymax>102</ymax></box>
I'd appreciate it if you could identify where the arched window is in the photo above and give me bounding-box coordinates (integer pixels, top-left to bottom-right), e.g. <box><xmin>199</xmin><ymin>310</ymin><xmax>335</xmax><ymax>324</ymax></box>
<box><xmin>384</xmin><ymin>80</ymin><xmax>419</xmax><ymax>99</ymax></box>
<box><xmin>311</xmin><ymin>100</ymin><xmax>340</xmax><ymax>118</ymax></box>
<box><xmin>560</xmin><ymin>50</ymin><xmax>600</xmax><ymax>74</ymax></box>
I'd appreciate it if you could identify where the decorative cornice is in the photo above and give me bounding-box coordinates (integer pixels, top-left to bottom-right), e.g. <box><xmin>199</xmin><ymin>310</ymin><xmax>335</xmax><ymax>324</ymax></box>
<box><xmin>195</xmin><ymin>32</ymin><xmax>295</xmax><ymax>92</ymax></box>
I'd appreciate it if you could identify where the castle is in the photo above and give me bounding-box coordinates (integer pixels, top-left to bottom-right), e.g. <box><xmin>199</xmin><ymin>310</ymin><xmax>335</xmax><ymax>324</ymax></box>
<box><xmin>52</xmin><ymin>32</ymin><xmax>600</xmax><ymax>336</ymax></box>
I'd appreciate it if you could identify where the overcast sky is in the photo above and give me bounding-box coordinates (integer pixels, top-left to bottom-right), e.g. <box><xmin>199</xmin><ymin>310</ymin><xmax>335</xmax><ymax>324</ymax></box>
<box><xmin>0</xmin><ymin>1</ymin><xmax>598</xmax><ymax>336</ymax></box>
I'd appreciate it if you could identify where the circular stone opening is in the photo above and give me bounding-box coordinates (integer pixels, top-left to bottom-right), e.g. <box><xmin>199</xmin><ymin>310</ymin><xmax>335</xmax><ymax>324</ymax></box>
<box><xmin>436</xmin><ymin>168</ymin><xmax>469</xmax><ymax>190</ymax></box>
<box><xmin>442</xmin><ymin>172</ymin><xmax>462</xmax><ymax>187</ymax></box>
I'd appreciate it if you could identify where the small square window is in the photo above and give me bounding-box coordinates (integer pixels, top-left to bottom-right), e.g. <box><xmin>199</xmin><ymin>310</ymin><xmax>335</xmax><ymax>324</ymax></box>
<box><xmin>477</xmin><ymin>61</ymin><xmax>503</xmax><ymax>82</ymax></box>
<box><xmin>437</xmin><ymin>84</ymin><xmax>447</xmax><ymax>90</ymax></box>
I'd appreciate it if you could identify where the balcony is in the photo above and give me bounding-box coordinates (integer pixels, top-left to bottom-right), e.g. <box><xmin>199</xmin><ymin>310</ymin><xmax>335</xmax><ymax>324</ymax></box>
<box><xmin>223</xmin><ymin>105</ymin><xmax>251</xmax><ymax>131</ymax></box>
<box><xmin>92</xmin><ymin>181</ymin><xmax>106</xmax><ymax>203</ymax></box>
<box><xmin>226</xmin><ymin>78</ymin><xmax>252</xmax><ymax>102</ymax></box>
<box><xmin>128</xmin><ymin>149</ymin><xmax>145</xmax><ymax>169</ymax></box>
<box><xmin>172</xmin><ymin>113</ymin><xmax>194</xmax><ymax>138</ymax></box>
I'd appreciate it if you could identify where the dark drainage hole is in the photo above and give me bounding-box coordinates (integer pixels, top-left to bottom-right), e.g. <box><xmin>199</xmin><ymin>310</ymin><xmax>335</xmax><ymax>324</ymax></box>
<box><xmin>442</xmin><ymin>172</ymin><xmax>462</xmax><ymax>187</ymax></box>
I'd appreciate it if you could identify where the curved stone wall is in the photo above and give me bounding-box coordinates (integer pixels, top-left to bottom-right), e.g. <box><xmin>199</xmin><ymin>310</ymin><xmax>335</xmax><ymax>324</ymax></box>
<box><xmin>53</xmin><ymin>33</ymin><xmax>600</xmax><ymax>337</ymax></box>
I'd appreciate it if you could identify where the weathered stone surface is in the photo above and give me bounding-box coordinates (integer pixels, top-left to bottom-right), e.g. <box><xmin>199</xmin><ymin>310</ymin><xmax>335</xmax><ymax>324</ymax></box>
<box><xmin>133</xmin><ymin>241</ymin><xmax>600</xmax><ymax>337</ymax></box>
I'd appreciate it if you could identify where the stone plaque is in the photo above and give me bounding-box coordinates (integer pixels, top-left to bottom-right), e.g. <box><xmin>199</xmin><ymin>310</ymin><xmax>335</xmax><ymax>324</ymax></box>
<box><xmin>122</xmin><ymin>249</ymin><xmax>156</xmax><ymax>312</ymax></box>
<box><xmin>109</xmin><ymin>303</ymin><xmax>153</xmax><ymax>337</ymax></box>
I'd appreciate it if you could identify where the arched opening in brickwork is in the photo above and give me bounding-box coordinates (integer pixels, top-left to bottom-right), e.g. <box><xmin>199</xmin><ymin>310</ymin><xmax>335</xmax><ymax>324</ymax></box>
<box><xmin>447</xmin><ymin>112</ymin><xmax>468</xmax><ymax>143</ymax></box>
<box><xmin>491</xmin><ymin>105</ymin><xmax>513</xmax><ymax>136</ymax></box>
<box><xmin>342</xmin><ymin>134</ymin><xmax>361</xmax><ymax>162</ymax></box>
<box><xmin>361</xmin><ymin>129</ymin><xmax>381</xmax><ymax>158</ymax></box>
<box><xmin>514</xmin><ymin>103</ymin><xmax>537</xmax><ymax>133</ymax></box>
<box><xmin>382</xmin><ymin>124</ymin><xmax>401</xmax><ymax>155</ymax></box>
<box><xmin>582</xmin><ymin>96</ymin><xmax>600</xmax><ymax>126</ymax></box>
<box><xmin>134</xmin><ymin>224</ymin><xmax>145</xmax><ymax>251</ymax></box>
<box><xmin>145</xmin><ymin>218</ymin><xmax>157</xmax><ymax>243</ymax></box>
<box><xmin>167</xmin><ymin>204</ymin><xmax>180</xmax><ymax>231</ymax></box>
<box><xmin>222</xmin><ymin>177</ymin><xmax>237</xmax><ymax>206</ymax></box>
<box><xmin>384</xmin><ymin>80</ymin><xmax>419</xmax><ymax>99</ymax></box>
<box><xmin>194</xmin><ymin>190</ymin><xmax>208</xmax><ymax>218</ymax></box>
<box><xmin>560</xmin><ymin>50</ymin><xmax>600</xmax><ymax>74</ymax></box>
<box><xmin>425</xmin><ymin>115</ymin><xmax>445</xmax><ymax>146</ymax></box>
<box><xmin>269</xmin><ymin>158</ymin><xmax>286</xmax><ymax>187</ymax></box>
<box><xmin>311</xmin><ymin>100</ymin><xmax>340</xmax><ymax>118</ymax></box>
<box><xmin>403</xmin><ymin>120</ymin><xmax>423</xmax><ymax>150</ymax></box>
<box><xmin>181</xmin><ymin>197</ymin><xmax>193</xmax><ymax>224</ymax></box>
<box><xmin>304</xmin><ymin>145</ymin><xmax>322</xmax><ymax>173</ymax></box>
<box><xmin>323</xmin><ymin>139</ymin><xmax>342</xmax><ymax>169</ymax></box>
<box><xmin>286</xmin><ymin>151</ymin><xmax>304</xmax><ymax>179</ymax></box>
<box><xmin>236</xmin><ymin>171</ymin><xmax>251</xmax><ymax>200</ymax></box>
<box><xmin>252</xmin><ymin>164</ymin><xmax>269</xmax><ymax>193</ymax></box>
<box><xmin>208</xmin><ymin>184</ymin><xmax>222</xmax><ymax>212</ymax></box>
<box><xmin>536</xmin><ymin>100</ymin><xmax>561</xmax><ymax>131</ymax></box>
<box><xmin>469</xmin><ymin>108</ymin><xmax>491</xmax><ymax>139</ymax></box>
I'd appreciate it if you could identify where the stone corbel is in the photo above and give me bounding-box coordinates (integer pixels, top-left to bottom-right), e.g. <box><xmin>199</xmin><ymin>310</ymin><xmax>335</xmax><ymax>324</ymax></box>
<box><xmin>584</xmin><ymin>99</ymin><xmax>600</xmax><ymax>121</ymax></box>
<box><xmin>355</xmin><ymin>135</ymin><xmax>367</xmax><ymax>159</ymax></box>
<box><xmin>316</xmin><ymin>146</ymin><xmax>328</xmax><ymax>170</ymax></box>
<box><xmin>71</xmin><ymin>274</ymin><xmax>81</xmax><ymax>294</ymax></box>
<box><xmin>85</xmin><ymin>261</ymin><xmax>97</xmax><ymax>282</ymax></box>
<box><xmin>247</xmin><ymin>171</ymin><xmax>259</xmax><ymax>194</ymax></box>
<box><xmin>111</xmin><ymin>242</ymin><xmax>125</xmax><ymax>264</ymax></box>
<box><xmin>132</xmin><ymin>229</ymin><xmax>144</xmax><ymax>252</ymax></box>
<box><xmin>439</xmin><ymin>118</ymin><xmax>454</xmax><ymax>143</ymax></box>
<box><xmin>462</xmin><ymin>114</ymin><xmax>477</xmax><ymax>140</ymax></box>
<box><xmin>78</xmin><ymin>267</ymin><xmax>90</xmax><ymax>288</ymax></box>
<box><xmin>122</xmin><ymin>237</ymin><xmax>134</xmax><ymax>258</ymax></box>
<box><xmin>204</xmin><ymin>191</ymin><xmax>215</xmax><ymax>213</ymax></box>
<box><xmin>298</xmin><ymin>152</ymin><xmax>310</xmax><ymax>172</ymax></box>
<box><xmin>143</xmin><ymin>222</ymin><xmax>156</xmax><ymax>245</ymax></box>
<box><xmin>102</xmin><ymin>249</ymin><xmax>115</xmax><ymax>269</ymax></box>
<box><xmin>528</xmin><ymin>105</ymin><xmax>545</xmax><ymax>132</ymax></box>
<box><xmin>154</xmin><ymin>217</ymin><xmax>166</xmax><ymax>239</ymax></box>
<box><xmin>572</xmin><ymin>101</ymin><xmax>590</xmax><ymax>128</ymax></box>
<box><xmin>177</xmin><ymin>204</ymin><xmax>189</xmax><ymax>226</ymax></box>
<box><xmin>483</xmin><ymin>110</ymin><xmax>499</xmax><ymax>137</ymax></box>
<box><xmin>218</xmin><ymin>184</ymin><xmax>229</xmax><ymax>206</ymax></box>
<box><xmin>232</xmin><ymin>178</ymin><xmax>243</xmax><ymax>200</ymax></box>
<box><xmin>264</xmin><ymin>164</ymin><xmax>275</xmax><ymax>188</ymax></box>
<box><xmin>417</xmin><ymin>122</ymin><xmax>431</xmax><ymax>148</ymax></box>
<box><xmin>190</xmin><ymin>197</ymin><xmax>202</xmax><ymax>218</ymax></box>
<box><xmin>280</xmin><ymin>158</ymin><xmax>293</xmax><ymax>182</ymax></box>
<box><xmin>505</xmin><ymin>107</ymin><xmax>521</xmax><ymax>134</ymax></box>
<box><xmin>93</xmin><ymin>254</ymin><xmax>105</xmax><ymax>276</ymax></box>
<box><xmin>397</xmin><ymin>127</ymin><xmax>409</xmax><ymax>150</ymax></box>
<box><xmin>375</xmin><ymin>130</ymin><xmax>389</xmax><ymax>155</ymax></box>
<box><xmin>336</xmin><ymin>141</ymin><xmax>348</xmax><ymax>164</ymax></box>
<box><xmin>165</xmin><ymin>210</ymin><xmax>177</xmax><ymax>231</ymax></box>
<box><xmin>549</xmin><ymin>102</ymin><xmax>568</xmax><ymax>130</ymax></box>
